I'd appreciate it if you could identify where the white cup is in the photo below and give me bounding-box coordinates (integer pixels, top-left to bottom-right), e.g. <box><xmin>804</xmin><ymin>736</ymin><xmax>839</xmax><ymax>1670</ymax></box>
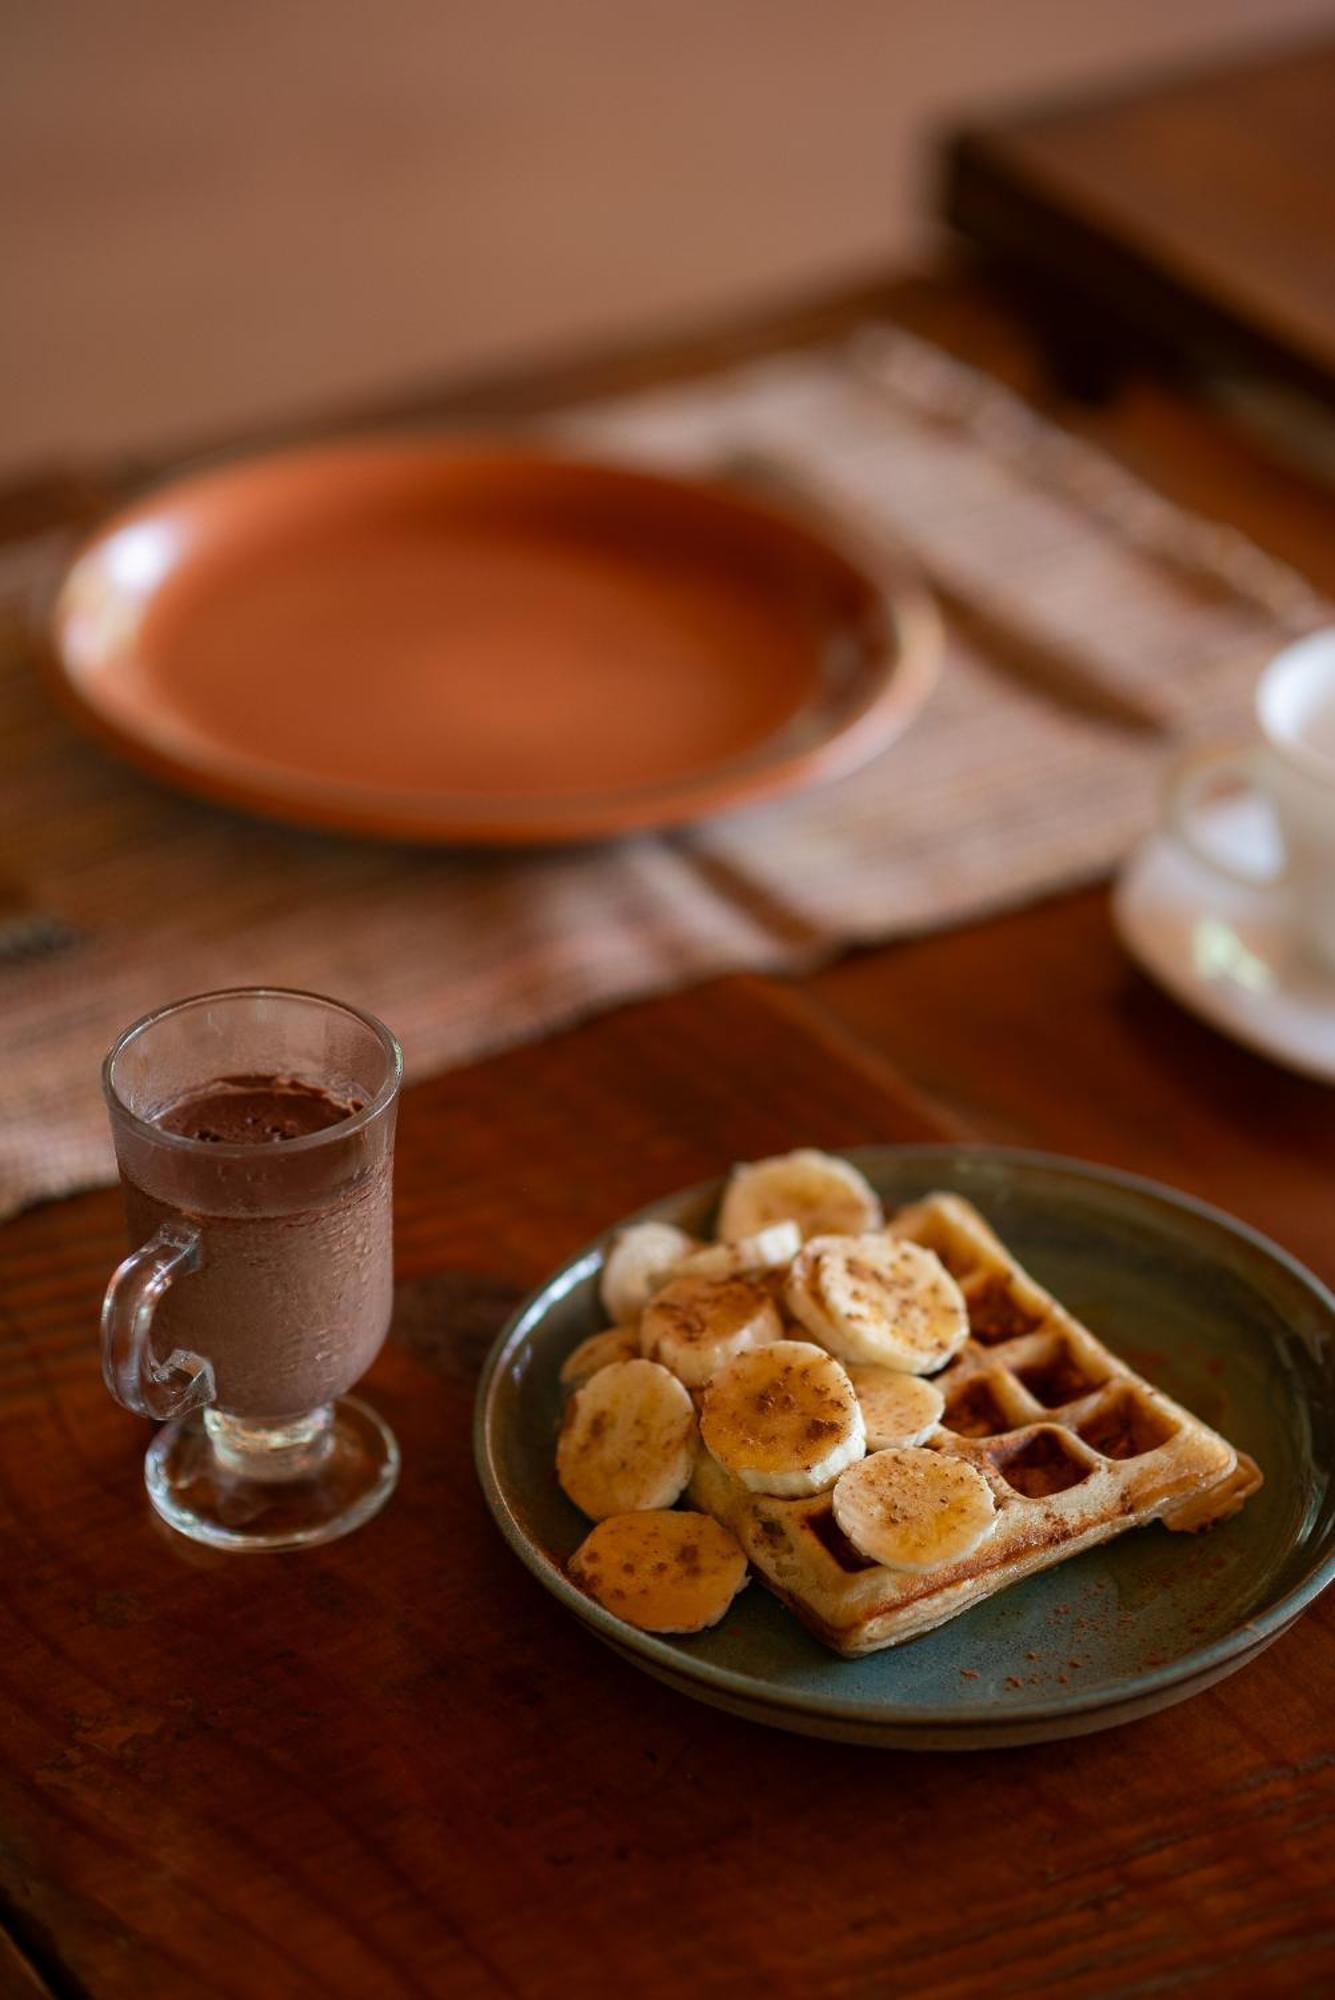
<box><xmin>1165</xmin><ymin>628</ymin><xmax>1335</xmax><ymax>973</ymax></box>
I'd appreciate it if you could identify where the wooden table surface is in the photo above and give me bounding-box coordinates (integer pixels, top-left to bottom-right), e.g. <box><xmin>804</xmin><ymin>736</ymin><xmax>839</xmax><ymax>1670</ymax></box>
<box><xmin>2</xmin><ymin>271</ymin><xmax>1333</xmax><ymax>1999</ymax></box>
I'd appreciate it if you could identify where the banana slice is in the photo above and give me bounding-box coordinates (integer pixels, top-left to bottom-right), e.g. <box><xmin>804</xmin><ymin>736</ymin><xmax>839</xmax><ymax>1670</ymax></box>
<box><xmin>560</xmin><ymin>1326</ymin><xmax>640</xmax><ymax>1391</ymax></box>
<box><xmin>568</xmin><ymin>1510</ymin><xmax>748</xmax><ymax>1633</ymax></box>
<box><xmin>701</xmin><ymin>1340</ymin><xmax>865</xmax><ymax>1496</ymax></box>
<box><xmin>718</xmin><ymin>1149</ymin><xmax>883</xmax><ymax>1242</ymax></box>
<box><xmin>833</xmin><ymin>1447</ymin><xmax>998</xmax><ymax>1572</ymax></box>
<box><xmin>847</xmin><ymin>1366</ymin><xmax>945</xmax><ymax>1448</ymax></box>
<box><xmin>786</xmin><ymin>1234</ymin><xmax>968</xmax><ymax>1374</ymax></box>
<box><xmin>676</xmin><ymin>1221</ymin><xmax>802</xmax><ymax>1283</ymax></box>
<box><xmin>556</xmin><ymin>1359</ymin><xmax>697</xmax><ymax>1519</ymax></box>
<box><xmin>640</xmin><ymin>1273</ymin><xmax>783</xmax><ymax>1388</ymax></box>
<box><xmin>600</xmin><ymin>1221</ymin><xmax>698</xmax><ymax>1325</ymax></box>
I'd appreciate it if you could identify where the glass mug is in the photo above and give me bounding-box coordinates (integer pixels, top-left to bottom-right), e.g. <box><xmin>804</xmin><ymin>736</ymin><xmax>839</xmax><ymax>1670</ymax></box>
<box><xmin>101</xmin><ymin>987</ymin><xmax>402</xmax><ymax>1550</ymax></box>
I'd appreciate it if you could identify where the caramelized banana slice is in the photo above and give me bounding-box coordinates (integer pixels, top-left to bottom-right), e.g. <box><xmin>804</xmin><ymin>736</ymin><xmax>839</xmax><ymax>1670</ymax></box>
<box><xmin>833</xmin><ymin>1447</ymin><xmax>997</xmax><ymax>1572</ymax></box>
<box><xmin>701</xmin><ymin>1340</ymin><xmax>865</xmax><ymax>1496</ymax></box>
<box><xmin>676</xmin><ymin>1221</ymin><xmax>802</xmax><ymax>1283</ymax></box>
<box><xmin>600</xmin><ymin>1221</ymin><xmax>698</xmax><ymax>1325</ymax></box>
<box><xmin>559</xmin><ymin>1326</ymin><xmax>641</xmax><ymax>1391</ymax></box>
<box><xmin>640</xmin><ymin>1273</ymin><xmax>783</xmax><ymax>1388</ymax></box>
<box><xmin>557</xmin><ymin>1359</ymin><xmax>696</xmax><ymax>1519</ymax></box>
<box><xmin>847</xmin><ymin>1366</ymin><xmax>945</xmax><ymax>1448</ymax></box>
<box><xmin>718</xmin><ymin>1149</ymin><xmax>882</xmax><ymax>1241</ymax></box>
<box><xmin>786</xmin><ymin>1234</ymin><xmax>968</xmax><ymax>1373</ymax></box>
<box><xmin>569</xmin><ymin>1510</ymin><xmax>748</xmax><ymax>1632</ymax></box>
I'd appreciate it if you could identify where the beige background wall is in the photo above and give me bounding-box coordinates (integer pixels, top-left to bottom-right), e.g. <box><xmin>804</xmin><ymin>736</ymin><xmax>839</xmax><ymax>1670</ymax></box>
<box><xmin>1</xmin><ymin>1</ymin><xmax>1328</xmax><ymax>474</ymax></box>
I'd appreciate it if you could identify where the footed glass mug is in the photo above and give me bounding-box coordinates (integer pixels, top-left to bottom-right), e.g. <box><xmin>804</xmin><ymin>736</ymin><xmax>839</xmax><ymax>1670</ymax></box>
<box><xmin>101</xmin><ymin>987</ymin><xmax>402</xmax><ymax>1550</ymax></box>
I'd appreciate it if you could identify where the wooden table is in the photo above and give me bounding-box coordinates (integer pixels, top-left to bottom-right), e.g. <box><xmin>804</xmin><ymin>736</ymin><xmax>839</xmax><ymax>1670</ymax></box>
<box><xmin>2</xmin><ymin>271</ymin><xmax>1333</xmax><ymax>1998</ymax></box>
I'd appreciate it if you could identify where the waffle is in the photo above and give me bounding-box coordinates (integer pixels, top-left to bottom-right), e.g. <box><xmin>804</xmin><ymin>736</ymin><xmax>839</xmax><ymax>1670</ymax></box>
<box><xmin>689</xmin><ymin>1193</ymin><xmax>1261</xmax><ymax>1657</ymax></box>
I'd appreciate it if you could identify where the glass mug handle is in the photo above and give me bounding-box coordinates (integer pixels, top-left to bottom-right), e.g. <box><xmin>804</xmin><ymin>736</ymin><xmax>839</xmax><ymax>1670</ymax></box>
<box><xmin>101</xmin><ymin>1224</ymin><xmax>215</xmax><ymax>1419</ymax></box>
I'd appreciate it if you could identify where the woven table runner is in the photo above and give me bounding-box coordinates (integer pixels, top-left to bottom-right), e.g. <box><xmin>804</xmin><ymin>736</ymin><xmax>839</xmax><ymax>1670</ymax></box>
<box><xmin>0</xmin><ymin>329</ymin><xmax>1317</xmax><ymax>1217</ymax></box>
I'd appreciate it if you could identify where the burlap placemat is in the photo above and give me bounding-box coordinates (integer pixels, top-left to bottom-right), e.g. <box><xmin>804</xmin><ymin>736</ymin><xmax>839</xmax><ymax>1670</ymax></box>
<box><xmin>0</xmin><ymin>329</ymin><xmax>1317</xmax><ymax>1216</ymax></box>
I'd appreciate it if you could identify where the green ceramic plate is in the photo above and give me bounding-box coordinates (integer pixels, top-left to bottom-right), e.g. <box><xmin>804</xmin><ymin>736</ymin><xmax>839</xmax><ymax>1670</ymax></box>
<box><xmin>474</xmin><ymin>1147</ymin><xmax>1335</xmax><ymax>1748</ymax></box>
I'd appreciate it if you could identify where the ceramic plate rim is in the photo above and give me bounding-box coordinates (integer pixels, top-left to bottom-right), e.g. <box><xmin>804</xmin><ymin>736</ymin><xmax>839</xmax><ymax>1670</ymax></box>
<box><xmin>47</xmin><ymin>439</ymin><xmax>942</xmax><ymax>846</ymax></box>
<box><xmin>474</xmin><ymin>1143</ymin><xmax>1335</xmax><ymax>1733</ymax></box>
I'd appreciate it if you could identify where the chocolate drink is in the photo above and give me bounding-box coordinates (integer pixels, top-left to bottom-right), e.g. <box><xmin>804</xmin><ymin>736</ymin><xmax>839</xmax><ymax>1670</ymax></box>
<box><xmin>122</xmin><ymin>1075</ymin><xmax>394</xmax><ymax>1423</ymax></box>
<box><xmin>156</xmin><ymin>1076</ymin><xmax>357</xmax><ymax>1145</ymax></box>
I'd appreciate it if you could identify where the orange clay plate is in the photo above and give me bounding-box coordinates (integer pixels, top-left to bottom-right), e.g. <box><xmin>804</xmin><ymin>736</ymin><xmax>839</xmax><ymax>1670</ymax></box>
<box><xmin>49</xmin><ymin>442</ymin><xmax>939</xmax><ymax>845</ymax></box>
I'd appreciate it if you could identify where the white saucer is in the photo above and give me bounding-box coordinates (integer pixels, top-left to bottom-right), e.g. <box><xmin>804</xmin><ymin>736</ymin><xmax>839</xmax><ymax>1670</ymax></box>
<box><xmin>1114</xmin><ymin>797</ymin><xmax>1335</xmax><ymax>1085</ymax></box>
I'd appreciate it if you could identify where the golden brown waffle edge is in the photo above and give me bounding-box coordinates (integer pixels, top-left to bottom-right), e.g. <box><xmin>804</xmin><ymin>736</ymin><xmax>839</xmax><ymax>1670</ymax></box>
<box><xmin>687</xmin><ymin>1191</ymin><xmax>1262</xmax><ymax>1657</ymax></box>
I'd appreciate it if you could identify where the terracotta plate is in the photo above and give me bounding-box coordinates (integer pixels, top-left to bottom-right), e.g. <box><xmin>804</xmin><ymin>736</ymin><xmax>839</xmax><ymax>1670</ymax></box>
<box><xmin>475</xmin><ymin>1147</ymin><xmax>1335</xmax><ymax>1749</ymax></box>
<box><xmin>50</xmin><ymin>443</ymin><xmax>939</xmax><ymax>844</ymax></box>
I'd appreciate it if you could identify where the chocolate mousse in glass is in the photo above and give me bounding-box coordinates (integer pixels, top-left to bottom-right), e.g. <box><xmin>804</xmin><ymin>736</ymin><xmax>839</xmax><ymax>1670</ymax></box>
<box><xmin>101</xmin><ymin>988</ymin><xmax>402</xmax><ymax>1550</ymax></box>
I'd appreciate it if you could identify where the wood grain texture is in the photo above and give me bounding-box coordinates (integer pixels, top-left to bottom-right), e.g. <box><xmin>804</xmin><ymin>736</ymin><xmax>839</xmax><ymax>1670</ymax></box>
<box><xmin>2</xmin><ymin>975</ymin><xmax>1333</xmax><ymax>1998</ymax></box>
<box><xmin>3</xmin><ymin>271</ymin><xmax>1335</xmax><ymax>1994</ymax></box>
